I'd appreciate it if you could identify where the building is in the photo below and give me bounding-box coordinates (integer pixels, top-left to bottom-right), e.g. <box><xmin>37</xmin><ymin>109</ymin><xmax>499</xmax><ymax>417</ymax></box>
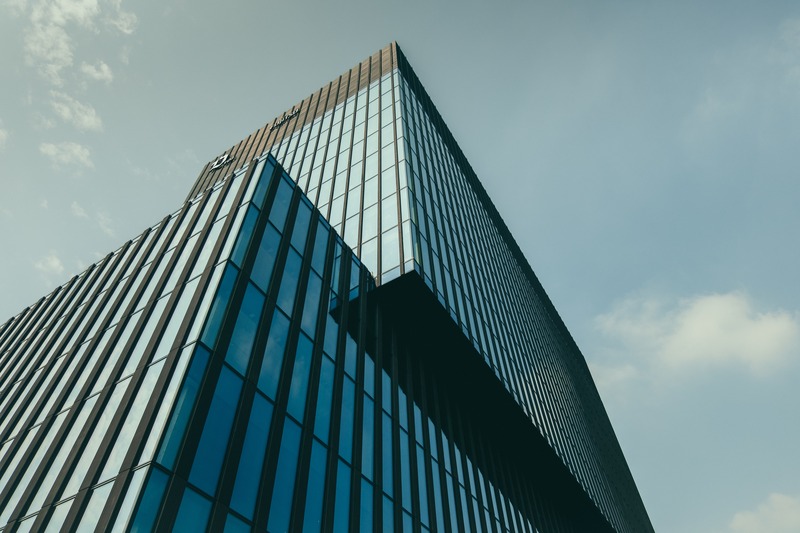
<box><xmin>0</xmin><ymin>43</ymin><xmax>653</xmax><ymax>532</ymax></box>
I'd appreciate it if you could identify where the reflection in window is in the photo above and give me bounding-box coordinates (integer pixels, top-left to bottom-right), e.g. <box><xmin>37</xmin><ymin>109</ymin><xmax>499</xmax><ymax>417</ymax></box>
<box><xmin>173</xmin><ymin>488</ymin><xmax>212</xmax><ymax>532</ymax></box>
<box><xmin>333</xmin><ymin>460</ymin><xmax>351</xmax><ymax>532</ymax></box>
<box><xmin>291</xmin><ymin>199</ymin><xmax>313</xmax><ymax>253</ymax></box>
<box><xmin>276</xmin><ymin>249</ymin><xmax>302</xmax><ymax>315</ymax></box>
<box><xmin>231</xmin><ymin>205</ymin><xmax>259</xmax><ymax>267</ymax></box>
<box><xmin>302</xmin><ymin>440</ymin><xmax>327</xmax><ymax>533</ymax></box>
<box><xmin>314</xmin><ymin>356</ymin><xmax>335</xmax><ymax>443</ymax></box>
<box><xmin>230</xmin><ymin>393</ymin><xmax>273</xmax><ymax>519</ymax></box>
<box><xmin>252</xmin><ymin>224</ymin><xmax>282</xmax><ymax>293</ymax></box>
<box><xmin>189</xmin><ymin>367</ymin><xmax>243</xmax><ymax>496</ymax></box>
<box><xmin>267</xmin><ymin>419</ymin><xmax>302</xmax><ymax>533</ymax></box>
<box><xmin>225</xmin><ymin>282</ymin><xmax>265</xmax><ymax>375</ymax></box>
<box><xmin>339</xmin><ymin>377</ymin><xmax>355</xmax><ymax>462</ymax></box>
<box><xmin>258</xmin><ymin>310</ymin><xmax>290</xmax><ymax>399</ymax></box>
<box><xmin>200</xmin><ymin>264</ymin><xmax>238</xmax><ymax>349</ymax></box>
<box><xmin>129</xmin><ymin>468</ymin><xmax>169</xmax><ymax>532</ymax></box>
<box><xmin>287</xmin><ymin>334</ymin><xmax>314</xmax><ymax>420</ymax></box>
<box><xmin>300</xmin><ymin>272</ymin><xmax>322</xmax><ymax>338</ymax></box>
<box><xmin>269</xmin><ymin>177</ymin><xmax>294</xmax><ymax>232</ymax></box>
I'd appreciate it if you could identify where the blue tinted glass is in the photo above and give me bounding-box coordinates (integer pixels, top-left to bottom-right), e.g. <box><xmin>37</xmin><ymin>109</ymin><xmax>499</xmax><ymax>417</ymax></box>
<box><xmin>189</xmin><ymin>367</ymin><xmax>243</xmax><ymax>495</ymax></box>
<box><xmin>344</xmin><ymin>336</ymin><xmax>357</xmax><ymax>378</ymax></box>
<box><xmin>383</xmin><ymin>495</ymin><xmax>394</xmax><ymax>533</ymax></box>
<box><xmin>268</xmin><ymin>177</ymin><xmax>293</xmax><ymax>232</ymax></box>
<box><xmin>231</xmin><ymin>206</ymin><xmax>259</xmax><ymax>267</ymax></box>
<box><xmin>310</xmin><ymin>221</ymin><xmax>329</xmax><ymax>274</ymax></box>
<box><xmin>362</xmin><ymin>396</ymin><xmax>374</xmax><ymax>480</ymax></box>
<box><xmin>252</xmin><ymin>224</ymin><xmax>281</xmax><ymax>293</ymax></box>
<box><xmin>224</xmin><ymin>513</ymin><xmax>251</xmax><ymax>533</ymax></box>
<box><xmin>417</xmin><ymin>445</ymin><xmax>430</xmax><ymax>525</ymax></box>
<box><xmin>338</xmin><ymin>377</ymin><xmax>355</xmax><ymax>462</ymax></box>
<box><xmin>129</xmin><ymin>468</ymin><xmax>168</xmax><ymax>533</ymax></box>
<box><xmin>267</xmin><ymin>419</ymin><xmax>302</xmax><ymax>533</ymax></box>
<box><xmin>173</xmin><ymin>488</ymin><xmax>212</xmax><ymax>532</ymax></box>
<box><xmin>323</xmin><ymin>315</ymin><xmax>338</xmax><ymax>359</ymax></box>
<box><xmin>360</xmin><ymin>479</ymin><xmax>373</xmax><ymax>532</ymax></box>
<box><xmin>300</xmin><ymin>273</ymin><xmax>322</xmax><ymax>338</ymax></box>
<box><xmin>287</xmin><ymin>334</ymin><xmax>314</xmax><ymax>421</ymax></box>
<box><xmin>230</xmin><ymin>393</ymin><xmax>273</xmax><ymax>519</ymax></box>
<box><xmin>403</xmin><ymin>512</ymin><xmax>413</xmax><ymax>533</ymax></box>
<box><xmin>313</xmin><ymin>356</ymin><xmax>335</xmax><ymax>443</ymax></box>
<box><xmin>400</xmin><ymin>430</ymin><xmax>412</xmax><ymax>511</ymax></box>
<box><xmin>253</xmin><ymin>160</ymin><xmax>275</xmax><ymax>208</ymax></box>
<box><xmin>398</xmin><ymin>389</ymin><xmax>408</xmax><ymax>429</ymax></box>
<box><xmin>258</xmin><ymin>310</ymin><xmax>290</xmax><ymax>399</ymax></box>
<box><xmin>157</xmin><ymin>346</ymin><xmax>210</xmax><ymax>468</ymax></box>
<box><xmin>364</xmin><ymin>353</ymin><xmax>375</xmax><ymax>397</ymax></box>
<box><xmin>382</xmin><ymin>412</ymin><xmax>393</xmax><ymax>497</ymax></box>
<box><xmin>330</xmin><ymin>242</ymin><xmax>343</xmax><ymax>293</ymax></box>
<box><xmin>302</xmin><ymin>441</ymin><xmax>327</xmax><ymax>533</ymax></box>
<box><xmin>276</xmin><ymin>249</ymin><xmax>302</xmax><ymax>315</ymax></box>
<box><xmin>290</xmin><ymin>199</ymin><xmax>312</xmax><ymax>252</ymax></box>
<box><xmin>432</xmin><ymin>461</ymin><xmax>446</xmax><ymax>533</ymax></box>
<box><xmin>225</xmin><ymin>282</ymin><xmax>264</xmax><ymax>375</ymax></box>
<box><xmin>200</xmin><ymin>264</ymin><xmax>238</xmax><ymax>349</ymax></box>
<box><xmin>333</xmin><ymin>461</ymin><xmax>351</xmax><ymax>532</ymax></box>
<box><xmin>382</xmin><ymin>370</ymin><xmax>392</xmax><ymax>415</ymax></box>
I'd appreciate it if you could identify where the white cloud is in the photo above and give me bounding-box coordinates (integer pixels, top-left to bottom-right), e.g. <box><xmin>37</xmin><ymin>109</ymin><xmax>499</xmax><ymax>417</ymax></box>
<box><xmin>70</xmin><ymin>200</ymin><xmax>88</xmax><ymax>218</ymax></box>
<box><xmin>49</xmin><ymin>90</ymin><xmax>102</xmax><ymax>131</ymax></box>
<box><xmin>40</xmin><ymin>141</ymin><xmax>93</xmax><ymax>168</ymax></box>
<box><xmin>730</xmin><ymin>493</ymin><xmax>800</xmax><ymax>533</ymax></box>
<box><xmin>0</xmin><ymin>127</ymin><xmax>8</xmax><ymax>148</ymax></box>
<box><xmin>80</xmin><ymin>60</ymin><xmax>113</xmax><ymax>83</ymax></box>
<box><xmin>17</xmin><ymin>0</ymin><xmax>136</xmax><ymax>85</ymax></box>
<box><xmin>596</xmin><ymin>291</ymin><xmax>800</xmax><ymax>377</ymax></box>
<box><xmin>588</xmin><ymin>362</ymin><xmax>638</xmax><ymax>392</ymax></box>
<box><xmin>96</xmin><ymin>211</ymin><xmax>114</xmax><ymax>236</ymax></box>
<box><xmin>34</xmin><ymin>251</ymin><xmax>65</xmax><ymax>276</ymax></box>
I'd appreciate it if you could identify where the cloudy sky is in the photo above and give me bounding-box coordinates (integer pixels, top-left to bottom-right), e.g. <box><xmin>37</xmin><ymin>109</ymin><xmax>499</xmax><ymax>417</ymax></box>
<box><xmin>1</xmin><ymin>1</ymin><xmax>799</xmax><ymax>531</ymax></box>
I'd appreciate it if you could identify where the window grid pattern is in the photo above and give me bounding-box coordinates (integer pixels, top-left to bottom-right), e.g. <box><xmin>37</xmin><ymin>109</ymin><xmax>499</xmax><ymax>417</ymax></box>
<box><xmin>0</xmin><ymin>156</ymin><xmax>266</xmax><ymax>531</ymax></box>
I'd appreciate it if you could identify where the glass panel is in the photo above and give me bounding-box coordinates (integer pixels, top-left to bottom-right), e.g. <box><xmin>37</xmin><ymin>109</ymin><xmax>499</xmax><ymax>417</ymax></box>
<box><xmin>310</xmin><ymin>221</ymin><xmax>329</xmax><ymax>275</ymax></box>
<box><xmin>230</xmin><ymin>393</ymin><xmax>273</xmax><ymax>519</ymax></box>
<box><xmin>231</xmin><ymin>205</ymin><xmax>259</xmax><ymax>267</ymax></box>
<box><xmin>302</xmin><ymin>440</ymin><xmax>327</xmax><ymax>533</ymax></box>
<box><xmin>267</xmin><ymin>419</ymin><xmax>302</xmax><ymax>533</ymax></box>
<box><xmin>313</xmin><ymin>356</ymin><xmax>335</xmax><ymax>443</ymax></box>
<box><xmin>332</xmin><ymin>461</ymin><xmax>351</xmax><ymax>532</ymax></box>
<box><xmin>44</xmin><ymin>499</ymin><xmax>73</xmax><ymax>533</ymax></box>
<box><xmin>286</xmin><ymin>334</ymin><xmax>314</xmax><ymax>421</ymax></box>
<box><xmin>362</xmin><ymin>396</ymin><xmax>374</xmax><ymax>480</ymax></box>
<box><xmin>268</xmin><ymin>177</ymin><xmax>294</xmax><ymax>232</ymax></box>
<box><xmin>200</xmin><ymin>264</ymin><xmax>238</xmax><ymax>349</ymax></box>
<box><xmin>225</xmin><ymin>513</ymin><xmax>251</xmax><ymax>533</ymax></box>
<box><xmin>189</xmin><ymin>366</ymin><xmax>243</xmax><ymax>496</ymax></box>
<box><xmin>251</xmin><ymin>224</ymin><xmax>282</xmax><ymax>294</ymax></box>
<box><xmin>300</xmin><ymin>273</ymin><xmax>322</xmax><ymax>338</ymax></box>
<box><xmin>276</xmin><ymin>249</ymin><xmax>302</xmax><ymax>315</ymax></box>
<box><xmin>225</xmin><ymin>282</ymin><xmax>265</xmax><ymax>376</ymax></box>
<box><xmin>112</xmin><ymin>466</ymin><xmax>147</xmax><ymax>532</ymax></box>
<box><xmin>76</xmin><ymin>481</ymin><xmax>113</xmax><ymax>529</ymax></box>
<box><xmin>383</xmin><ymin>495</ymin><xmax>394</xmax><ymax>533</ymax></box>
<box><xmin>291</xmin><ymin>199</ymin><xmax>313</xmax><ymax>253</ymax></box>
<box><xmin>129</xmin><ymin>468</ymin><xmax>169</xmax><ymax>533</ymax></box>
<box><xmin>360</xmin><ymin>479</ymin><xmax>373</xmax><ymax>533</ymax></box>
<box><xmin>156</xmin><ymin>346</ymin><xmax>210</xmax><ymax>468</ymax></box>
<box><xmin>338</xmin><ymin>377</ymin><xmax>355</xmax><ymax>462</ymax></box>
<box><xmin>257</xmin><ymin>310</ymin><xmax>290</xmax><ymax>399</ymax></box>
<box><xmin>382</xmin><ymin>412</ymin><xmax>393</xmax><ymax>497</ymax></box>
<box><xmin>173</xmin><ymin>488</ymin><xmax>212</xmax><ymax>532</ymax></box>
<box><xmin>253</xmin><ymin>160</ymin><xmax>276</xmax><ymax>208</ymax></box>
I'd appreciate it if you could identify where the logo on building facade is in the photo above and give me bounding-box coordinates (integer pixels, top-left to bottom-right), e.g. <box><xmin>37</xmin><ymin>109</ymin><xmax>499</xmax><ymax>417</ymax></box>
<box><xmin>270</xmin><ymin>108</ymin><xmax>301</xmax><ymax>131</ymax></box>
<box><xmin>211</xmin><ymin>153</ymin><xmax>235</xmax><ymax>170</ymax></box>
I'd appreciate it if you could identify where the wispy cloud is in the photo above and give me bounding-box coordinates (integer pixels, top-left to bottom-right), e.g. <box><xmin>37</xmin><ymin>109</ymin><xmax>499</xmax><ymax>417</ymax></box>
<box><xmin>40</xmin><ymin>141</ymin><xmax>93</xmax><ymax>169</ymax></box>
<box><xmin>730</xmin><ymin>493</ymin><xmax>800</xmax><ymax>533</ymax></box>
<box><xmin>13</xmin><ymin>0</ymin><xmax>137</xmax><ymax>86</ymax></box>
<box><xmin>70</xmin><ymin>200</ymin><xmax>88</xmax><ymax>218</ymax></box>
<box><xmin>50</xmin><ymin>90</ymin><xmax>102</xmax><ymax>131</ymax></box>
<box><xmin>34</xmin><ymin>251</ymin><xmax>64</xmax><ymax>276</ymax></box>
<box><xmin>80</xmin><ymin>60</ymin><xmax>113</xmax><ymax>84</ymax></box>
<box><xmin>96</xmin><ymin>211</ymin><xmax>114</xmax><ymax>236</ymax></box>
<box><xmin>0</xmin><ymin>127</ymin><xmax>8</xmax><ymax>149</ymax></box>
<box><xmin>594</xmin><ymin>291</ymin><xmax>800</xmax><ymax>380</ymax></box>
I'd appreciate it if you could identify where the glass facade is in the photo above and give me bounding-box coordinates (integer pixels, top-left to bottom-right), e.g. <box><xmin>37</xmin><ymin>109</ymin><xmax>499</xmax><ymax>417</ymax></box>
<box><xmin>0</xmin><ymin>43</ymin><xmax>652</xmax><ymax>532</ymax></box>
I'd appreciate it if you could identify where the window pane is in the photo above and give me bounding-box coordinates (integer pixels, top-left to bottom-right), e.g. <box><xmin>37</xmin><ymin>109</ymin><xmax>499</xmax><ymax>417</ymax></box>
<box><xmin>300</xmin><ymin>273</ymin><xmax>323</xmax><ymax>338</ymax></box>
<box><xmin>291</xmin><ymin>199</ymin><xmax>313</xmax><ymax>252</ymax></box>
<box><xmin>269</xmin><ymin>177</ymin><xmax>293</xmax><ymax>232</ymax></box>
<box><xmin>129</xmin><ymin>468</ymin><xmax>169</xmax><ymax>533</ymax></box>
<box><xmin>382</xmin><ymin>412</ymin><xmax>393</xmax><ymax>497</ymax></box>
<box><xmin>310</xmin><ymin>221</ymin><xmax>329</xmax><ymax>275</ymax></box>
<box><xmin>225</xmin><ymin>282</ymin><xmax>265</xmax><ymax>375</ymax></box>
<box><xmin>287</xmin><ymin>334</ymin><xmax>314</xmax><ymax>420</ymax></box>
<box><xmin>276</xmin><ymin>249</ymin><xmax>302</xmax><ymax>315</ymax></box>
<box><xmin>362</xmin><ymin>396</ymin><xmax>374</xmax><ymax>480</ymax></box>
<box><xmin>267</xmin><ymin>419</ymin><xmax>302</xmax><ymax>533</ymax></box>
<box><xmin>231</xmin><ymin>205</ymin><xmax>259</xmax><ymax>267</ymax></box>
<box><xmin>332</xmin><ymin>461</ymin><xmax>351</xmax><ymax>532</ymax></box>
<box><xmin>251</xmin><ymin>224</ymin><xmax>281</xmax><ymax>293</ymax></box>
<box><xmin>200</xmin><ymin>264</ymin><xmax>238</xmax><ymax>349</ymax></box>
<box><xmin>338</xmin><ymin>377</ymin><xmax>355</xmax><ymax>462</ymax></box>
<box><xmin>156</xmin><ymin>346</ymin><xmax>210</xmax><ymax>468</ymax></box>
<box><xmin>189</xmin><ymin>367</ymin><xmax>243</xmax><ymax>496</ymax></box>
<box><xmin>258</xmin><ymin>310</ymin><xmax>291</xmax><ymax>399</ymax></box>
<box><xmin>173</xmin><ymin>488</ymin><xmax>212</xmax><ymax>532</ymax></box>
<box><xmin>225</xmin><ymin>513</ymin><xmax>251</xmax><ymax>533</ymax></box>
<box><xmin>360</xmin><ymin>479</ymin><xmax>373</xmax><ymax>533</ymax></box>
<box><xmin>302</xmin><ymin>441</ymin><xmax>327</xmax><ymax>533</ymax></box>
<box><xmin>313</xmin><ymin>356</ymin><xmax>335</xmax><ymax>443</ymax></box>
<box><xmin>230</xmin><ymin>393</ymin><xmax>273</xmax><ymax>519</ymax></box>
<box><xmin>253</xmin><ymin>160</ymin><xmax>276</xmax><ymax>208</ymax></box>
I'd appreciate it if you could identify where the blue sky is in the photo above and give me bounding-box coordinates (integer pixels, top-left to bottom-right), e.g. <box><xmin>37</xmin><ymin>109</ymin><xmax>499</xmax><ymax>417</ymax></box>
<box><xmin>1</xmin><ymin>1</ymin><xmax>799</xmax><ymax>531</ymax></box>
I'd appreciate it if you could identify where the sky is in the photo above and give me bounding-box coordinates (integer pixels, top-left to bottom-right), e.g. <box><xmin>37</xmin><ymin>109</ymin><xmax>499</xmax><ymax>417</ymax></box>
<box><xmin>1</xmin><ymin>1</ymin><xmax>799</xmax><ymax>531</ymax></box>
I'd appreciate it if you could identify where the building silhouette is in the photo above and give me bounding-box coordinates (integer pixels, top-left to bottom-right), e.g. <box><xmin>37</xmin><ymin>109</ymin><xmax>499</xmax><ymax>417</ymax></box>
<box><xmin>0</xmin><ymin>43</ymin><xmax>652</xmax><ymax>532</ymax></box>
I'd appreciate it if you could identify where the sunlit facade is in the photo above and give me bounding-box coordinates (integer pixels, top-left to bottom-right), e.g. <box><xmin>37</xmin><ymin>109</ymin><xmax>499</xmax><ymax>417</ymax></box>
<box><xmin>0</xmin><ymin>43</ymin><xmax>652</xmax><ymax>531</ymax></box>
